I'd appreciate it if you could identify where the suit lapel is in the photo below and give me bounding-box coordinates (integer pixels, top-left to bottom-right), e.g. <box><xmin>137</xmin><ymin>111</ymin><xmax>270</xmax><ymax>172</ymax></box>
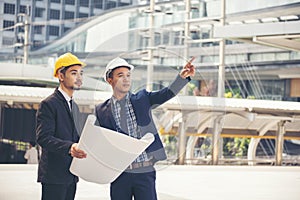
<box><xmin>107</xmin><ymin>99</ymin><xmax>118</xmax><ymax>130</ymax></box>
<box><xmin>54</xmin><ymin>89</ymin><xmax>73</xmax><ymax>120</ymax></box>
<box><xmin>54</xmin><ymin>89</ymin><xmax>80</xmax><ymax>137</ymax></box>
<box><xmin>101</xmin><ymin>99</ymin><xmax>118</xmax><ymax>131</ymax></box>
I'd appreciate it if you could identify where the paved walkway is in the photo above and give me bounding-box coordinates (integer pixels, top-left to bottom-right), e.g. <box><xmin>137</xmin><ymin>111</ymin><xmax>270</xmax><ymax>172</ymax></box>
<box><xmin>1</xmin><ymin>164</ymin><xmax>300</xmax><ymax>200</ymax></box>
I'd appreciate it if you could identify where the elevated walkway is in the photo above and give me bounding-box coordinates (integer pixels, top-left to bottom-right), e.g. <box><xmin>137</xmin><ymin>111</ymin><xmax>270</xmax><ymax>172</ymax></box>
<box><xmin>1</xmin><ymin>85</ymin><xmax>300</xmax><ymax>165</ymax></box>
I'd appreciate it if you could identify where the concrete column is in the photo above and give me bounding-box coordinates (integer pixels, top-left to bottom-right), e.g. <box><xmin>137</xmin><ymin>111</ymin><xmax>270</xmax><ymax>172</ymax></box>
<box><xmin>212</xmin><ymin>115</ymin><xmax>223</xmax><ymax>165</ymax></box>
<box><xmin>177</xmin><ymin>113</ymin><xmax>187</xmax><ymax>165</ymax></box>
<box><xmin>275</xmin><ymin>120</ymin><xmax>286</xmax><ymax>166</ymax></box>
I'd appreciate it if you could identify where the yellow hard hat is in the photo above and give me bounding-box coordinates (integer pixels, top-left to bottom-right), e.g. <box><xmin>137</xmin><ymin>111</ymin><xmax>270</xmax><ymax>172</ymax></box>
<box><xmin>54</xmin><ymin>52</ymin><xmax>86</xmax><ymax>77</ymax></box>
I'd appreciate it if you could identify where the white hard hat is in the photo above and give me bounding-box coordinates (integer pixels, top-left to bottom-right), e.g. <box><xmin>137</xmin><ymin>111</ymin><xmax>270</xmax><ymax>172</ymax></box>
<box><xmin>104</xmin><ymin>57</ymin><xmax>134</xmax><ymax>82</ymax></box>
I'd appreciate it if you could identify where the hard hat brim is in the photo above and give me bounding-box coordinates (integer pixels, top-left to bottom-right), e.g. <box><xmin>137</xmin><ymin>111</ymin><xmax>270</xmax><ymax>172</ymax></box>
<box><xmin>104</xmin><ymin>57</ymin><xmax>134</xmax><ymax>82</ymax></box>
<box><xmin>53</xmin><ymin>62</ymin><xmax>86</xmax><ymax>77</ymax></box>
<box><xmin>53</xmin><ymin>52</ymin><xmax>86</xmax><ymax>78</ymax></box>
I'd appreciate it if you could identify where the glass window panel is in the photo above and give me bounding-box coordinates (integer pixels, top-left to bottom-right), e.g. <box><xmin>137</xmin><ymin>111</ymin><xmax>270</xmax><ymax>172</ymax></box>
<box><xmin>51</xmin><ymin>0</ymin><xmax>61</xmax><ymax>3</ymax></box>
<box><xmin>50</xmin><ymin>9</ymin><xmax>60</xmax><ymax>19</ymax></box>
<box><xmin>19</xmin><ymin>5</ymin><xmax>28</xmax><ymax>14</ymax></box>
<box><xmin>35</xmin><ymin>8</ymin><xmax>44</xmax><ymax>18</ymax></box>
<box><xmin>4</xmin><ymin>3</ymin><xmax>15</xmax><ymax>14</ymax></box>
<box><xmin>66</xmin><ymin>0</ymin><xmax>75</xmax><ymax>5</ymax></box>
<box><xmin>291</xmin><ymin>51</ymin><xmax>300</xmax><ymax>60</ymax></box>
<box><xmin>64</xmin><ymin>11</ymin><xmax>74</xmax><ymax>19</ymax></box>
<box><xmin>79</xmin><ymin>0</ymin><xmax>89</xmax><ymax>7</ymax></box>
<box><xmin>3</xmin><ymin>20</ymin><xmax>15</xmax><ymax>31</ymax></box>
<box><xmin>275</xmin><ymin>52</ymin><xmax>289</xmax><ymax>60</ymax></box>
<box><xmin>262</xmin><ymin>53</ymin><xmax>275</xmax><ymax>61</ymax></box>
<box><xmin>2</xmin><ymin>37</ymin><xmax>14</xmax><ymax>46</ymax></box>
<box><xmin>49</xmin><ymin>25</ymin><xmax>59</xmax><ymax>36</ymax></box>
<box><xmin>94</xmin><ymin>0</ymin><xmax>103</xmax><ymax>9</ymax></box>
<box><xmin>79</xmin><ymin>13</ymin><xmax>88</xmax><ymax>18</ymax></box>
<box><xmin>33</xmin><ymin>25</ymin><xmax>43</xmax><ymax>34</ymax></box>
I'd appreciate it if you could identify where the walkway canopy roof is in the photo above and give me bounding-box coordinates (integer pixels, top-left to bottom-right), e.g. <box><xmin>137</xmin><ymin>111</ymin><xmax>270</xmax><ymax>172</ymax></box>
<box><xmin>158</xmin><ymin>96</ymin><xmax>300</xmax><ymax>139</ymax></box>
<box><xmin>0</xmin><ymin>63</ymin><xmax>110</xmax><ymax>91</ymax></box>
<box><xmin>1</xmin><ymin>85</ymin><xmax>300</xmax><ymax>139</ymax></box>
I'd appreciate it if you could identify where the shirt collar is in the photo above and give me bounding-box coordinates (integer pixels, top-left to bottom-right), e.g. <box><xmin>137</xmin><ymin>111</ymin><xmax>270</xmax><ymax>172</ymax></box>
<box><xmin>111</xmin><ymin>92</ymin><xmax>130</xmax><ymax>105</ymax></box>
<box><xmin>58</xmin><ymin>86</ymin><xmax>72</xmax><ymax>102</ymax></box>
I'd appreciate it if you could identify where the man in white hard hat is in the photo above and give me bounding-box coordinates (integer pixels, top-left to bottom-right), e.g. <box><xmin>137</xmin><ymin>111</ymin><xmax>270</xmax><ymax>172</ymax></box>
<box><xmin>95</xmin><ymin>56</ymin><xmax>195</xmax><ymax>200</ymax></box>
<box><xmin>36</xmin><ymin>52</ymin><xmax>87</xmax><ymax>200</ymax></box>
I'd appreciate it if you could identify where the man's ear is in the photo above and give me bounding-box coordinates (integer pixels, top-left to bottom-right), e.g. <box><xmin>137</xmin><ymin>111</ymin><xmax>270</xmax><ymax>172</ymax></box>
<box><xmin>107</xmin><ymin>77</ymin><xmax>113</xmax><ymax>85</ymax></box>
<box><xmin>58</xmin><ymin>72</ymin><xmax>64</xmax><ymax>82</ymax></box>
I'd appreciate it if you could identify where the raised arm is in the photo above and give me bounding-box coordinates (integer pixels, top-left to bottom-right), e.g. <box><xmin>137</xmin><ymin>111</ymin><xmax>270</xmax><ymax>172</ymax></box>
<box><xmin>179</xmin><ymin>56</ymin><xmax>196</xmax><ymax>79</ymax></box>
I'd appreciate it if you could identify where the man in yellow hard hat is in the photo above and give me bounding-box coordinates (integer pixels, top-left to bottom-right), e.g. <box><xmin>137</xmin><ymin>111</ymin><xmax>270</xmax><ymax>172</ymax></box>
<box><xmin>36</xmin><ymin>52</ymin><xmax>87</xmax><ymax>200</ymax></box>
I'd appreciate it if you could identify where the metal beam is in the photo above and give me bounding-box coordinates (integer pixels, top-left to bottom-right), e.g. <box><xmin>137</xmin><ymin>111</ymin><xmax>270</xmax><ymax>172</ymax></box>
<box><xmin>214</xmin><ymin>21</ymin><xmax>300</xmax><ymax>38</ymax></box>
<box><xmin>213</xmin><ymin>21</ymin><xmax>300</xmax><ymax>52</ymax></box>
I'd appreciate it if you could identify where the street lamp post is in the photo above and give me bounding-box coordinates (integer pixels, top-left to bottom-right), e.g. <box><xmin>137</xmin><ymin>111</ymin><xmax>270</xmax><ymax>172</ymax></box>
<box><xmin>146</xmin><ymin>0</ymin><xmax>155</xmax><ymax>91</ymax></box>
<box><xmin>177</xmin><ymin>0</ymin><xmax>192</xmax><ymax>165</ymax></box>
<box><xmin>23</xmin><ymin>14</ymin><xmax>29</xmax><ymax>65</ymax></box>
<box><xmin>184</xmin><ymin>0</ymin><xmax>191</xmax><ymax>63</ymax></box>
<box><xmin>212</xmin><ymin>0</ymin><xmax>226</xmax><ymax>165</ymax></box>
<box><xmin>16</xmin><ymin>11</ymin><xmax>30</xmax><ymax>65</ymax></box>
<box><xmin>218</xmin><ymin>0</ymin><xmax>226</xmax><ymax>98</ymax></box>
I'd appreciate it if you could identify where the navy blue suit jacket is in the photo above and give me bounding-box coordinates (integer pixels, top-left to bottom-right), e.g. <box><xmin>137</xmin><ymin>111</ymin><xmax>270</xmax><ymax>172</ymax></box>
<box><xmin>95</xmin><ymin>75</ymin><xmax>190</xmax><ymax>162</ymax></box>
<box><xmin>36</xmin><ymin>88</ymin><xmax>82</xmax><ymax>184</ymax></box>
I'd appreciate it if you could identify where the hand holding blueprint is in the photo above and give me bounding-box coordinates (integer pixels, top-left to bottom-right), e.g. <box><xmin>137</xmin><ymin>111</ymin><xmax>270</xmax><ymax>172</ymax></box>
<box><xmin>70</xmin><ymin>115</ymin><xmax>154</xmax><ymax>184</ymax></box>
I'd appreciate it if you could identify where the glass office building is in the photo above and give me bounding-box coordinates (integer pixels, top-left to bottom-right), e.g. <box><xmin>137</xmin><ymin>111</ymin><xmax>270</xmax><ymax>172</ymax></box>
<box><xmin>1</xmin><ymin>0</ymin><xmax>300</xmax><ymax>100</ymax></box>
<box><xmin>0</xmin><ymin>0</ymin><xmax>134</xmax><ymax>54</ymax></box>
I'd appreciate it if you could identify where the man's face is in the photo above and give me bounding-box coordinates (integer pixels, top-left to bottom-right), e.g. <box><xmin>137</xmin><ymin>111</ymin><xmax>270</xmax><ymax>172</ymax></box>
<box><xmin>108</xmin><ymin>67</ymin><xmax>131</xmax><ymax>94</ymax></box>
<box><xmin>59</xmin><ymin>65</ymin><xmax>83</xmax><ymax>91</ymax></box>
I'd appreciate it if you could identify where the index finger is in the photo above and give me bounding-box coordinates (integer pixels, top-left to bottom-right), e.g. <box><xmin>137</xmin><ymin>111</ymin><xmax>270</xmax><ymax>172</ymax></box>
<box><xmin>188</xmin><ymin>56</ymin><xmax>195</xmax><ymax>64</ymax></box>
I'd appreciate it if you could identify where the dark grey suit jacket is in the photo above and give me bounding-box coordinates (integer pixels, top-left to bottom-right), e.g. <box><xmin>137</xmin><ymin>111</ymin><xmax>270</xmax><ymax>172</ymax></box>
<box><xmin>36</xmin><ymin>88</ymin><xmax>81</xmax><ymax>184</ymax></box>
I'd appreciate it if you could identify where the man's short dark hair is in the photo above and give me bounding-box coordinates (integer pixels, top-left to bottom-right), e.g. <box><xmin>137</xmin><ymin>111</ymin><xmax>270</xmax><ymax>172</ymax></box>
<box><xmin>29</xmin><ymin>141</ymin><xmax>36</xmax><ymax>147</ymax></box>
<box><xmin>58</xmin><ymin>65</ymin><xmax>72</xmax><ymax>76</ymax></box>
<box><xmin>107</xmin><ymin>66</ymin><xmax>131</xmax><ymax>80</ymax></box>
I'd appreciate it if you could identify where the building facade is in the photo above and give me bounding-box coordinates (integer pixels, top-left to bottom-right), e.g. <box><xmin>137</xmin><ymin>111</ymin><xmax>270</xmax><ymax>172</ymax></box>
<box><xmin>0</xmin><ymin>0</ymin><xmax>134</xmax><ymax>57</ymax></box>
<box><xmin>0</xmin><ymin>0</ymin><xmax>299</xmax><ymax>100</ymax></box>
